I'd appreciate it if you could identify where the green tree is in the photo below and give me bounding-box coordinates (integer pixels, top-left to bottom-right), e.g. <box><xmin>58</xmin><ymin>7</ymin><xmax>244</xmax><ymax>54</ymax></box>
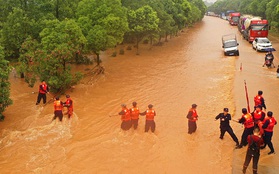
<box><xmin>189</xmin><ymin>0</ymin><xmax>206</xmax><ymax>21</ymax></box>
<box><xmin>266</xmin><ymin>0</ymin><xmax>279</xmax><ymax>30</ymax></box>
<box><xmin>127</xmin><ymin>5</ymin><xmax>159</xmax><ymax>54</ymax></box>
<box><xmin>0</xmin><ymin>46</ymin><xmax>12</xmax><ymax>120</ymax></box>
<box><xmin>146</xmin><ymin>0</ymin><xmax>176</xmax><ymax>42</ymax></box>
<box><xmin>77</xmin><ymin>0</ymin><xmax>128</xmax><ymax>64</ymax></box>
<box><xmin>18</xmin><ymin>36</ymin><xmax>40</xmax><ymax>85</ymax></box>
<box><xmin>1</xmin><ymin>8</ymin><xmax>32</xmax><ymax>58</ymax></box>
<box><xmin>18</xmin><ymin>19</ymin><xmax>86</xmax><ymax>92</ymax></box>
<box><xmin>39</xmin><ymin>19</ymin><xmax>86</xmax><ymax>92</ymax></box>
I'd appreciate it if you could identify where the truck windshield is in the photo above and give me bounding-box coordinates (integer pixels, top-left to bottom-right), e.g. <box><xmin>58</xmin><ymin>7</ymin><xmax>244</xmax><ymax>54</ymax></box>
<box><xmin>232</xmin><ymin>17</ymin><xmax>240</xmax><ymax>22</ymax></box>
<box><xmin>223</xmin><ymin>40</ymin><xmax>237</xmax><ymax>48</ymax></box>
<box><xmin>251</xmin><ymin>25</ymin><xmax>268</xmax><ymax>31</ymax></box>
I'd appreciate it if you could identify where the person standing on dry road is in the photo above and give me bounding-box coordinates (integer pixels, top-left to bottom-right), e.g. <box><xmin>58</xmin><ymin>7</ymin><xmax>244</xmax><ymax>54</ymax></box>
<box><xmin>215</xmin><ymin>108</ymin><xmax>240</xmax><ymax>148</ymax></box>
<box><xmin>261</xmin><ymin>111</ymin><xmax>277</xmax><ymax>155</ymax></box>
<box><xmin>242</xmin><ymin>128</ymin><xmax>263</xmax><ymax>174</ymax></box>
<box><xmin>238</xmin><ymin>108</ymin><xmax>254</xmax><ymax>148</ymax></box>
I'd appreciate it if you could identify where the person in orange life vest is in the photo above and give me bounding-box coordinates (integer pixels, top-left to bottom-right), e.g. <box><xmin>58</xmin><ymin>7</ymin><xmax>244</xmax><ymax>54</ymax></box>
<box><xmin>260</xmin><ymin>111</ymin><xmax>277</xmax><ymax>155</ymax></box>
<box><xmin>118</xmin><ymin>104</ymin><xmax>131</xmax><ymax>130</ymax></box>
<box><xmin>187</xmin><ymin>104</ymin><xmax>198</xmax><ymax>134</ymax></box>
<box><xmin>251</xmin><ymin>105</ymin><xmax>265</xmax><ymax>127</ymax></box>
<box><xmin>237</xmin><ymin>108</ymin><xmax>254</xmax><ymax>149</ymax></box>
<box><xmin>215</xmin><ymin>108</ymin><xmax>240</xmax><ymax>147</ymax></box>
<box><xmin>63</xmin><ymin>95</ymin><xmax>73</xmax><ymax>119</ymax></box>
<box><xmin>257</xmin><ymin>119</ymin><xmax>265</xmax><ymax>137</ymax></box>
<box><xmin>36</xmin><ymin>80</ymin><xmax>49</xmax><ymax>105</ymax></box>
<box><xmin>242</xmin><ymin>128</ymin><xmax>264</xmax><ymax>174</ymax></box>
<box><xmin>253</xmin><ymin>90</ymin><xmax>266</xmax><ymax>110</ymax></box>
<box><xmin>52</xmin><ymin>97</ymin><xmax>64</xmax><ymax>122</ymax></box>
<box><xmin>130</xmin><ymin>101</ymin><xmax>140</xmax><ymax>130</ymax></box>
<box><xmin>140</xmin><ymin>104</ymin><xmax>156</xmax><ymax>133</ymax></box>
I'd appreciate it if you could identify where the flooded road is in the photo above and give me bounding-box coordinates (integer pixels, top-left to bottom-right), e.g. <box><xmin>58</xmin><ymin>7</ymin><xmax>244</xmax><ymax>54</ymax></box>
<box><xmin>1</xmin><ymin>16</ymin><xmax>279</xmax><ymax>174</ymax></box>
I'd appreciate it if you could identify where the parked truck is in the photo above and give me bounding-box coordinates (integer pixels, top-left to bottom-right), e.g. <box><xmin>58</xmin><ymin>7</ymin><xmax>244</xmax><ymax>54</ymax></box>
<box><xmin>229</xmin><ymin>12</ymin><xmax>241</xmax><ymax>25</ymax></box>
<box><xmin>240</xmin><ymin>16</ymin><xmax>269</xmax><ymax>43</ymax></box>
<box><xmin>225</xmin><ymin>10</ymin><xmax>235</xmax><ymax>20</ymax></box>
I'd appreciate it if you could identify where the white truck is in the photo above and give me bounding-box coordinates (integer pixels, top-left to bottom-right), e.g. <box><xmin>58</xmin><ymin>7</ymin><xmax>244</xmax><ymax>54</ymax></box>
<box><xmin>222</xmin><ymin>34</ymin><xmax>239</xmax><ymax>56</ymax></box>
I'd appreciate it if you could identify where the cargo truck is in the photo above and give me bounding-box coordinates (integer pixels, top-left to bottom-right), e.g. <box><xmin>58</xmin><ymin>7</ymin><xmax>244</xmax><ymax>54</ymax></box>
<box><xmin>241</xmin><ymin>16</ymin><xmax>269</xmax><ymax>43</ymax></box>
<box><xmin>229</xmin><ymin>12</ymin><xmax>241</xmax><ymax>25</ymax></box>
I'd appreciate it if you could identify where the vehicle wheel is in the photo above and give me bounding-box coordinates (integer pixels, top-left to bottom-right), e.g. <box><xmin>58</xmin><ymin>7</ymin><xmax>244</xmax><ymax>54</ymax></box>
<box><xmin>256</xmin><ymin>47</ymin><xmax>259</xmax><ymax>52</ymax></box>
<box><xmin>236</xmin><ymin>51</ymin><xmax>239</xmax><ymax>56</ymax></box>
<box><xmin>224</xmin><ymin>52</ymin><xmax>227</xmax><ymax>56</ymax></box>
<box><xmin>252</xmin><ymin>45</ymin><xmax>255</xmax><ymax>50</ymax></box>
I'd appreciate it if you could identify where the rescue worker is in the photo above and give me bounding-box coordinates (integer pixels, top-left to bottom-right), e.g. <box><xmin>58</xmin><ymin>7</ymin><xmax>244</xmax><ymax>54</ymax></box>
<box><xmin>238</xmin><ymin>108</ymin><xmax>254</xmax><ymax>148</ymax></box>
<box><xmin>187</xmin><ymin>104</ymin><xmax>198</xmax><ymax>134</ymax></box>
<box><xmin>253</xmin><ymin>90</ymin><xmax>266</xmax><ymax>110</ymax></box>
<box><xmin>118</xmin><ymin>104</ymin><xmax>131</xmax><ymax>130</ymax></box>
<box><xmin>52</xmin><ymin>97</ymin><xmax>63</xmax><ymax>122</ymax></box>
<box><xmin>242</xmin><ymin>128</ymin><xmax>263</xmax><ymax>174</ymax></box>
<box><xmin>251</xmin><ymin>105</ymin><xmax>265</xmax><ymax>127</ymax></box>
<box><xmin>63</xmin><ymin>95</ymin><xmax>73</xmax><ymax>119</ymax></box>
<box><xmin>36</xmin><ymin>80</ymin><xmax>49</xmax><ymax>105</ymax></box>
<box><xmin>261</xmin><ymin>111</ymin><xmax>277</xmax><ymax>155</ymax></box>
<box><xmin>215</xmin><ymin>108</ymin><xmax>239</xmax><ymax>147</ymax></box>
<box><xmin>130</xmin><ymin>102</ymin><xmax>140</xmax><ymax>130</ymax></box>
<box><xmin>140</xmin><ymin>104</ymin><xmax>156</xmax><ymax>133</ymax></box>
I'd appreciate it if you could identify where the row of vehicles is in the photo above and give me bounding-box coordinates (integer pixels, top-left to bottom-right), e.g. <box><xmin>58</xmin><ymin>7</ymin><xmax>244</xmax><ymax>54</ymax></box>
<box><xmin>222</xmin><ymin>11</ymin><xmax>273</xmax><ymax>56</ymax></box>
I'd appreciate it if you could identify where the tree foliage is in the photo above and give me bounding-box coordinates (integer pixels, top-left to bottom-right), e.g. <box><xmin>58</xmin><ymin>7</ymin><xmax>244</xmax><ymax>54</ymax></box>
<box><xmin>127</xmin><ymin>5</ymin><xmax>159</xmax><ymax>53</ymax></box>
<box><xmin>0</xmin><ymin>46</ymin><xmax>12</xmax><ymax>118</ymax></box>
<box><xmin>207</xmin><ymin>0</ymin><xmax>279</xmax><ymax>31</ymax></box>
<box><xmin>19</xmin><ymin>19</ymin><xmax>86</xmax><ymax>92</ymax></box>
<box><xmin>77</xmin><ymin>0</ymin><xmax>128</xmax><ymax>64</ymax></box>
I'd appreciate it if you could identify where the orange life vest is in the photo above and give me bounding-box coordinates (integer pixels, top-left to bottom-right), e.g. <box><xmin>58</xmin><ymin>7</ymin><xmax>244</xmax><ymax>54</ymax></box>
<box><xmin>264</xmin><ymin>117</ymin><xmax>276</xmax><ymax>132</ymax></box>
<box><xmin>130</xmin><ymin>107</ymin><xmax>139</xmax><ymax>119</ymax></box>
<box><xmin>254</xmin><ymin>95</ymin><xmax>262</xmax><ymax>106</ymax></box>
<box><xmin>243</xmin><ymin>113</ymin><xmax>254</xmax><ymax>128</ymax></box>
<box><xmin>253</xmin><ymin>110</ymin><xmax>263</xmax><ymax>123</ymax></box>
<box><xmin>65</xmin><ymin>98</ymin><xmax>73</xmax><ymax>110</ymax></box>
<box><xmin>146</xmin><ymin>109</ymin><xmax>155</xmax><ymax>121</ymax></box>
<box><xmin>121</xmin><ymin>108</ymin><xmax>131</xmax><ymax>121</ymax></box>
<box><xmin>189</xmin><ymin>108</ymin><xmax>198</xmax><ymax>122</ymax></box>
<box><xmin>39</xmin><ymin>83</ymin><xmax>48</xmax><ymax>94</ymax></box>
<box><xmin>54</xmin><ymin>100</ymin><xmax>63</xmax><ymax>111</ymax></box>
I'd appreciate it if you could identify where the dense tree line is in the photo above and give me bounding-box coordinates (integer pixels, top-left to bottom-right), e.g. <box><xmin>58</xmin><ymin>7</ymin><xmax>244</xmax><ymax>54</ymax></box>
<box><xmin>0</xmin><ymin>46</ymin><xmax>12</xmax><ymax>120</ymax></box>
<box><xmin>207</xmin><ymin>0</ymin><xmax>279</xmax><ymax>31</ymax></box>
<box><xmin>0</xmin><ymin>0</ymin><xmax>206</xmax><ymax>116</ymax></box>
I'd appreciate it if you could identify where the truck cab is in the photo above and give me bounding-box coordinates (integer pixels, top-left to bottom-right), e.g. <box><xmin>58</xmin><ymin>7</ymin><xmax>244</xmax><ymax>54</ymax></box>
<box><xmin>242</xmin><ymin>19</ymin><xmax>269</xmax><ymax>43</ymax></box>
<box><xmin>222</xmin><ymin>34</ymin><xmax>239</xmax><ymax>56</ymax></box>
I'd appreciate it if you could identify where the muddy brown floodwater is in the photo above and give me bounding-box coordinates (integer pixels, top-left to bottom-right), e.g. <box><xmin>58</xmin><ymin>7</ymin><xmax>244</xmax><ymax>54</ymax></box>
<box><xmin>1</xmin><ymin>16</ymin><xmax>279</xmax><ymax>174</ymax></box>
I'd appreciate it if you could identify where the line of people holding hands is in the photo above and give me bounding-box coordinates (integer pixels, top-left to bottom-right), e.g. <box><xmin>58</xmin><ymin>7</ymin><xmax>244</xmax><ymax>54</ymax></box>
<box><xmin>118</xmin><ymin>102</ymin><xmax>156</xmax><ymax>132</ymax></box>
